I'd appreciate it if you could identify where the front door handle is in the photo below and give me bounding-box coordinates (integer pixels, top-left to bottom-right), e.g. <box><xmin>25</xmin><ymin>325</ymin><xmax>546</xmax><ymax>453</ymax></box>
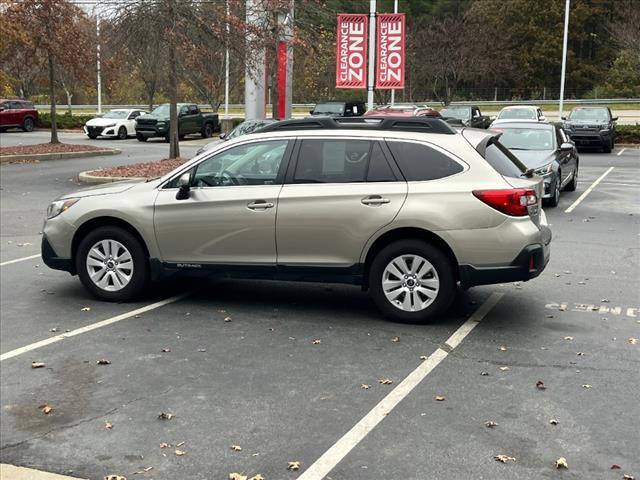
<box><xmin>361</xmin><ymin>195</ymin><xmax>390</xmax><ymax>206</ymax></box>
<box><xmin>247</xmin><ymin>200</ymin><xmax>274</xmax><ymax>210</ymax></box>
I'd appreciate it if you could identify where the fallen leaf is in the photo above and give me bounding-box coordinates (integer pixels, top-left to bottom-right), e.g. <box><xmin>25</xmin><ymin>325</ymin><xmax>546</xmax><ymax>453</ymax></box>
<box><xmin>611</xmin><ymin>464</ymin><xmax>621</xmax><ymax>469</ymax></box>
<box><xmin>31</xmin><ymin>362</ymin><xmax>46</xmax><ymax>368</ymax></box>
<box><xmin>158</xmin><ymin>412</ymin><xmax>173</xmax><ymax>420</ymax></box>
<box><xmin>629</xmin><ymin>337</ymin><xmax>638</xmax><ymax>345</ymax></box>
<box><xmin>498</xmin><ymin>345</ymin><xmax>507</xmax><ymax>351</ymax></box>
<box><xmin>287</xmin><ymin>461</ymin><xmax>301</xmax><ymax>471</ymax></box>
<box><xmin>175</xmin><ymin>441</ymin><xmax>185</xmax><ymax>447</ymax></box>
<box><xmin>198</xmin><ymin>348</ymin><xmax>207</xmax><ymax>352</ymax></box>
<box><xmin>224</xmin><ymin>316</ymin><xmax>233</xmax><ymax>322</ymax></box>
<box><xmin>536</xmin><ymin>380</ymin><xmax>547</xmax><ymax>390</ymax></box>
<box><xmin>50</xmin><ymin>328</ymin><xmax>58</xmax><ymax>332</ymax></box>
<box><xmin>577</xmin><ymin>352</ymin><xmax>585</xmax><ymax>356</ymax></box>
<box><xmin>81</xmin><ymin>307</ymin><xmax>91</xmax><ymax>312</ymax></box>
<box><xmin>161</xmin><ymin>347</ymin><xmax>171</xmax><ymax>353</ymax></box>
<box><xmin>97</xmin><ymin>359</ymin><xmax>111</xmax><ymax>365</ymax></box>
<box><xmin>558</xmin><ymin>305</ymin><xmax>567</xmax><ymax>311</ymax></box>
<box><xmin>549</xmin><ymin>419</ymin><xmax>559</xmax><ymax>425</ymax></box>
<box><xmin>104</xmin><ymin>421</ymin><xmax>113</xmax><ymax>429</ymax></box>
<box><xmin>104</xmin><ymin>476</ymin><xmax>127</xmax><ymax>480</ymax></box>
<box><xmin>311</xmin><ymin>339</ymin><xmax>321</xmax><ymax>345</ymax></box>
<box><xmin>564</xmin><ymin>336</ymin><xmax>574</xmax><ymax>341</ymax></box>
<box><xmin>480</xmin><ymin>371</ymin><xmax>489</xmax><ymax>376</ymax></box>
<box><xmin>601</xmin><ymin>298</ymin><xmax>610</xmax><ymax>303</ymax></box>
<box><xmin>133</xmin><ymin>467</ymin><xmax>153</xmax><ymax>474</ymax></box>
<box><xmin>159</xmin><ymin>442</ymin><xmax>170</xmax><ymax>448</ymax></box>
<box><xmin>39</xmin><ymin>404</ymin><xmax>53</xmax><ymax>414</ymax></box>
<box><xmin>485</xmin><ymin>421</ymin><xmax>498</xmax><ymax>428</ymax></box>
<box><xmin>582</xmin><ymin>384</ymin><xmax>592</xmax><ymax>389</ymax></box>
<box><xmin>420</xmin><ymin>355</ymin><xmax>428</xmax><ymax>361</ymax></box>
<box><xmin>499</xmin><ymin>366</ymin><xmax>510</xmax><ymax>371</ymax></box>
<box><xmin>360</xmin><ymin>384</ymin><xmax>370</xmax><ymax>390</ymax></box>
<box><xmin>555</xmin><ymin>457</ymin><xmax>568</xmax><ymax>469</ymax></box>
<box><xmin>249</xmin><ymin>476</ymin><xmax>264</xmax><ymax>480</ymax></box>
<box><xmin>435</xmin><ymin>395</ymin><xmax>445</xmax><ymax>401</ymax></box>
<box><xmin>175</xmin><ymin>449</ymin><xmax>186</xmax><ymax>456</ymax></box>
<box><xmin>391</xmin><ymin>336</ymin><xmax>400</xmax><ymax>342</ymax></box>
<box><xmin>229</xmin><ymin>474</ymin><xmax>247</xmax><ymax>480</ymax></box>
<box><xmin>378</xmin><ymin>378</ymin><xmax>393</xmax><ymax>385</ymax></box>
<box><xmin>494</xmin><ymin>454</ymin><xmax>516</xmax><ymax>463</ymax></box>
<box><xmin>545</xmin><ymin>314</ymin><xmax>554</xmax><ymax>318</ymax></box>
<box><xmin>230</xmin><ymin>444</ymin><xmax>242</xmax><ymax>451</ymax></box>
<box><xmin>623</xmin><ymin>475</ymin><xmax>635</xmax><ymax>480</ymax></box>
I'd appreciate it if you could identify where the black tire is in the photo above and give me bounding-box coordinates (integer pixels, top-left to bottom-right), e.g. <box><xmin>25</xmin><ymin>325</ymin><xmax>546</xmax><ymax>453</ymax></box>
<box><xmin>164</xmin><ymin>132</ymin><xmax>171</xmax><ymax>143</ymax></box>
<box><xmin>603</xmin><ymin>138</ymin><xmax>612</xmax><ymax>153</ymax></box>
<box><xmin>87</xmin><ymin>133</ymin><xmax>98</xmax><ymax>139</ymax></box>
<box><xmin>201</xmin><ymin>122</ymin><xmax>213</xmax><ymax>138</ymax></box>
<box><xmin>544</xmin><ymin>174</ymin><xmax>561</xmax><ymax>207</ymax></box>
<box><xmin>369</xmin><ymin>240</ymin><xmax>456</xmax><ymax>324</ymax></box>
<box><xmin>76</xmin><ymin>226</ymin><xmax>149</xmax><ymax>302</ymax></box>
<box><xmin>117</xmin><ymin>126</ymin><xmax>127</xmax><ymax>140</ymax></box>
<box><xmin>136</xmin><ymin>133</ymin><xmax>148</xmax><ymax>142</ymax></box>
<box><xmin>0</xmin><ymin>127</ymin><xmax>7</xmax><ymax>133</ymax></box>
<box><xmin>565</xmin><ymin>164</ymin><xmax>578</xmax><ymax>192</ymax></box>
<box><xmin>22</xmin><ymin>117</ymin><xmax>35</xmax><ymax>132</ymax></box>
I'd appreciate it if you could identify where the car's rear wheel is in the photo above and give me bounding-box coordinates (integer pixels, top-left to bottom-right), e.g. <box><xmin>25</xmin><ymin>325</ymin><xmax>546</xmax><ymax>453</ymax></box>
<box><xmin>22</xmin><ymin>117</ymin><xmax>35</xmax><ymax>132</ymax></box>
<box><xmin>369</xmin><ymin>240</ymin><xmax>455</xmax><ymax>323</ymax></box>
<box><xmin>565</xmin><ymin>165</ymin><xmax>578</xmax><ymax>192</ymax></box>
<box><xmin>136</xmin><ymin>133</ymin><xmax>147</xmax><ymax>142</ymax></box>
<box><xmin>76</xmin><ymin>226</ymin><xmax>149</xmax><ymax>302</ymax></box>
<box><xmin>117</xmin><ymin>126</ymin><xmax>127</xmax><ymax>140</ymax></box>
<box><xmin>201</xmin><ymin>122</ymin><xmax>213</xmax><ymax>138</ymax></box>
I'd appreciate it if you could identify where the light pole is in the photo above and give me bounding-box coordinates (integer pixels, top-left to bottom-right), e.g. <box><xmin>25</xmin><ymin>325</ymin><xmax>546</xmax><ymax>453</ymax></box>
<box><xmin>96</xmin><ymin>14</ymin><xmax>102</xmax><ymax>114</ymax></box>
<box><xmin>558</xmin><ymin>0</ymin><xmax>570</xmax><ymax>119</ymax></box>
<box><xmin>366</xmin><ymin>0</ymin><xmax>376</xmax><ymax>112</ymax></box>
<box><xmin>224</xmin><ymin>0</ymin><xmax>230</xmax><ymax>119</ymax></box>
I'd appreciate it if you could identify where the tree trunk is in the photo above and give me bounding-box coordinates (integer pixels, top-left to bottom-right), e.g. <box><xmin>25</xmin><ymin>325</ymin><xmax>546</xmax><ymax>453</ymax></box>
<box><xmin>48</xmin><ymin>53</ymin><xmax>59</xmax><ymax>144</ymax></box>
<box><xmin>64</xmin><ymin>88</ymin><xmax>73</xmax><ymax>115</ymax></box>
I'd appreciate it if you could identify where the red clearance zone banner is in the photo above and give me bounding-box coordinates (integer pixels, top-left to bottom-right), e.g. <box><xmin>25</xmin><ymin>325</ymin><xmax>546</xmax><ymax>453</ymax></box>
<box><xmin>376</xmin><ymin>13</ymin><xmax>405</xmax><ymax>89</ymax></box>
<box><xmin>336</xmin><ymin>14</ymin><xmax>368</xmax><ymax>89</ymax></box>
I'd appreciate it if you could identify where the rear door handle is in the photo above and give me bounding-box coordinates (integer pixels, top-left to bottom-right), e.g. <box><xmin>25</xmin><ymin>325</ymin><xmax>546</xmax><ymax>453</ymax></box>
<box><xmin>247</xmin><ymin>200</ymin><xmax>274</xmax><ymax>210</ymax></box>
<box><xmin>361</xmin><ymin>195</ymin><xmax>390</xmax><ymax>206</ymax></box>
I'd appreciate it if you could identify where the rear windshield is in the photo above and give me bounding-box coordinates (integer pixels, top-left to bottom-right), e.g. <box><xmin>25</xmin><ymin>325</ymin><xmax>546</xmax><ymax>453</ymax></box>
<box><xmin>484</xmin><ymin>140</ymin><xmax>528</xmax><ymax>178</ymax></box>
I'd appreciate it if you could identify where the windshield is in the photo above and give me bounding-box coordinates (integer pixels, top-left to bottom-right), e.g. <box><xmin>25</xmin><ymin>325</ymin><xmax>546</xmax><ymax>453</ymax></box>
<box><xmin>497</xmin><ymin>128</ymin><xmax>554</xmax><ymax>151</ymax></box>
<box><xmin>440</xmin><ymin>107</ymin><xmax>470</xmax><ymax>120</ymax></box>
<box><xmin>227</xmin><ymin>121</ymin><xmax>270</xmax><ymax>140</ymax></box>
<box><xmin>102</xmin><ymin>110</ymin><xmax>129</xmax><ymax>119</ymax></box>
<box><xmin>568</xmin><ymin>107</ymin><xmax>609</xmax><ymax>122</ymax></box>
<box><xmin>498</xmin><ymin>108</ymin><xmax>537</xmax><ymax>120</ymax></box>
<box><xmin>313</xmin><ymin>103</ymin><xmax>344</xmax><ymax>115</ymax></box>
<box><xmin>152</xmin><ymin>105</ymin><xmax>170</xmax><ymax>116</ymax></box>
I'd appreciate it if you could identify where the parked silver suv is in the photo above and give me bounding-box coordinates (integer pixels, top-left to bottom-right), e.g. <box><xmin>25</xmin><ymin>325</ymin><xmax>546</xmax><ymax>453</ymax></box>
<box><xmin>42</xmin><ymin>117</ymin><xmax>551</xmax><ymax>323</ymax></box>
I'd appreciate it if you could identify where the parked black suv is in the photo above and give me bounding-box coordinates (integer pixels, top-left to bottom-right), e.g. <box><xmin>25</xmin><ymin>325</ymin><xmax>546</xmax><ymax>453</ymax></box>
<box><xmin>309</xmin><ymin>101</ymin><xmax>366</xmax><ymax>118</ymax></box>
<box><xmin>562</xmin><ymin>106</ymin><xmax>617</xmax><ymax>153</ymax></box>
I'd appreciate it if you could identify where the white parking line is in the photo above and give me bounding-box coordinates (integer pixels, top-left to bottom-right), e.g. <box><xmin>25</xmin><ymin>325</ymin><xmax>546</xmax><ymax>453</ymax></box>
<box><xmin>0</xmin><ymin>254</ymin><xmax>41</xmax><ymax>267</ymax></box>
<box><xmin>616</xmin><ymin>148</ymin><xmax>626</xmax><ymax>156</ymax></box>
<box><xmin>297</xmin><ymin>292</ymin><xmax>504</xmax><ymax>480</ymax></box>
<box><xmin>0</xmin><ymin>293</ymin><xmax>190</xmax><ymax>362</ymax></box>
<box><xmin>564</xmin><ymin>166</ymin><xmax>614</xmax><ymax>214</ymax></box>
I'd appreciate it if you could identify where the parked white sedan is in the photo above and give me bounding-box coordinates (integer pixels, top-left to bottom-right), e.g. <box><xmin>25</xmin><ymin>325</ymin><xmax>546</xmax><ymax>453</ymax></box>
<box><xmin>84</xmin><ymin>109</ymin><xmax>147</xmax><ymax>140</ymax></box>
<box><xmin>490</xmin><ymin>105</ymin><xmax>546</xmax><ymax>127</ymax></box>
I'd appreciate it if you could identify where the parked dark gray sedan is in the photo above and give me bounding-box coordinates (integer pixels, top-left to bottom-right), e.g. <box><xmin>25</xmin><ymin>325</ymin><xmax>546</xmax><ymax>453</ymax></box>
<box><xmin>491</xmin><ymin>121</ymin><xmax>579</xmax><ymax>207</ymax></box>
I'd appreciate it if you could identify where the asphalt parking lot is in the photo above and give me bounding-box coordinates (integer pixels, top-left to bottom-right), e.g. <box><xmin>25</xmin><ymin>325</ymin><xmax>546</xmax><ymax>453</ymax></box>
<box><xmin>1</xmin><ymin>130</ymin><xmax>639</xmax><ymax>480</ymax></box>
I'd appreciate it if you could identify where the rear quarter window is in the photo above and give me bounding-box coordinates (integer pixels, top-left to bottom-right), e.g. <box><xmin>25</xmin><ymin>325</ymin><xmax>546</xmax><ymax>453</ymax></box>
<box><xmin>386</xmin><ymin>141</ymin><xmax>464</xmax><ymax>181</ymax></box>
<box><xmin>484</xmin><ymin>140</ymin><xmax>527</xmax><ymax>178</ymax></box>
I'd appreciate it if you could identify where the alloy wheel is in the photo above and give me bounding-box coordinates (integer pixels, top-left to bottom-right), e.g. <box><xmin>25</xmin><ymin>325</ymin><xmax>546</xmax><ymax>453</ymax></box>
<box><xmin>86</xmin><ymin>239</ymin><xmax>134</xmax><ymax>291</ymax></box>
<box><xmin>382</xmin><ymin>254</ymin><xmax>440</xmax><ymax>312</ymax></box>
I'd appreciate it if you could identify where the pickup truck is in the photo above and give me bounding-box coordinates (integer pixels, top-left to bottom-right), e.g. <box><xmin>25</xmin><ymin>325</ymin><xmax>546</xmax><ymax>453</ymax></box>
<box><xmin>439</xmin><ymin>105</ymin><xmax>491</xmax><ymax>129</ymax></box>
<box><xmin>135</xmin><ymin>103</ymin><xmax>219</xmax><ymax>142</ymax></box>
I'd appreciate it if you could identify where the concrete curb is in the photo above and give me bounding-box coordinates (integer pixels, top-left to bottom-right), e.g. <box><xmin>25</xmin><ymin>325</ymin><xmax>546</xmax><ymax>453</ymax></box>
<box><xmin>0</xmin><ymin>148</ymin><xmax>120</xmax><ymax>164</ymax></box>
<box><xmin>78</xmin><ymin>170</ymin><xmax>146</xmax><ymax>184</ymax></box>
<box><xmin>616</xmin><ymin>143</ymin><xmax>639</xmax><ymax>148</ymax></box>
<box><xmin>0</xmin><ymin>464</ymin><xmax>86</xmax><ymax>480</ymax></box>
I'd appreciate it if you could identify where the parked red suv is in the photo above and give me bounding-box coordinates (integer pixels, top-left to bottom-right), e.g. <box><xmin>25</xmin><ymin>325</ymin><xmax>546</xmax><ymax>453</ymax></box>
<box><xmin>0</xmin><ymin>99</ymin><xmax>38</xmax><ymax>132</ymax></box>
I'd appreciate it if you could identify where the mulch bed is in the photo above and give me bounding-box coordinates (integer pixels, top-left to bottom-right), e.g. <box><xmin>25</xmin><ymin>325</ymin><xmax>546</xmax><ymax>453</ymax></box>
<box><xmin>0</xmin><ymin>143</ymin><xmax>112</xmax><ymax>156</ymax></box>
<box><xmin>87</xmin><ymin>158</ymin><xmax>188</xmax><ymax>178</ymax></box>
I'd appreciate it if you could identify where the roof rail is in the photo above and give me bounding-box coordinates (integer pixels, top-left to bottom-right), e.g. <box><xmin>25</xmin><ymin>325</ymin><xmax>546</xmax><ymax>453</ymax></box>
<box><xmin>257</xmin><ymin>116</ymin><xmax>456</xmax><ymax>135</ymax></box>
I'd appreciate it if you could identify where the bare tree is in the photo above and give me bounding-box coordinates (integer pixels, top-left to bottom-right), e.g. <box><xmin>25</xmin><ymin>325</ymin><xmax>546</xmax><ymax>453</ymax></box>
<box><xmin>608</xmin><ymin>0</ymin><xmax>640</xmax><ymax>60</ymax></box>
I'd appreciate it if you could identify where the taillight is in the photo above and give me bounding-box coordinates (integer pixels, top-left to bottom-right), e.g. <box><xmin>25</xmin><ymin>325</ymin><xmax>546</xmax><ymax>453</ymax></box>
<box><xmin>472</xmin><ymin>188</ymin><xmax>537</xmax><ymax>216</ymax></box>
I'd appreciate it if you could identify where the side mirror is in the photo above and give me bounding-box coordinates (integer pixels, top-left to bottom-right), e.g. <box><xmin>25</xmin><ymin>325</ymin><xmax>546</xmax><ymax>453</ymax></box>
<box><xmin>611</xmin><ymin>116</ymin><xmax>618</xmax><ymax>121</ymax></box>
<box><xmin>175</xmin><ymin>172</ymin><xmax>191</xmax><ymax>200</ymax></box>
<box><xmin>219</xmin><ymin>132</ymin><xmax>227</xmax><ymax>139</ymax></box>
<box><xmin>309</xmin><ymin>110</ymin><xmax>314</xmax><ymax>115</ymax></box>
<box><xmin>561</xmin><ymin>116</ymin><xmax>567</xmax><ymax>120</ymax></box>
<box><xmin>560</xmin><ymin>142</ymin><xmax>573</xmax><ymax>151</ymax></box>
<box><xmin>539</xmin><ymin>115</ymin><xmax>546</xmax><ymax>121</ymax></box>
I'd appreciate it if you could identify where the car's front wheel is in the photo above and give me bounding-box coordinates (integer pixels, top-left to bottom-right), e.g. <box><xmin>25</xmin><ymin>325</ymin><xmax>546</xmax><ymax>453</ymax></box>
<box><xmin>76</xmin><ymin>226</ymin><xmax>149</xmax><ymax>302</ymax></box>
<box><xmin>136</xmin><ymin>133</ymin><xmax>147</xmax><ymax>142</ymax></box>
<box><xmin>117</xmin><ymin>126</ymin><xmax>127</xmax><ymax>140</ymax></box>
<box><xmin>369</xmin><ymin>240</ymin><xmax>456</xmax><ymax>323</ymax></box>
<box><xmin>544</xmin><ymin>175</ymin><xmax>561</xmax><ymax>207</ymax></box>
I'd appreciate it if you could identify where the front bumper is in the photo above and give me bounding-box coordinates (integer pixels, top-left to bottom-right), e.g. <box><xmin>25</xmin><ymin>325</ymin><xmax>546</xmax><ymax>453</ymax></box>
<box><xmin>41</xmin><ymin>235</ymin><xmax>74</xmax><ymax>274</ymax></box>
<box><xmin>567</xmin><ymin>131</ymin><xmax>610</xmax><ymax>147</ymax></box>
<box><xmin>136</xmin><ymin>126</ymin><xmax>167</xmax><ymax>138</ymax></box>
<box><xmin>541</xmin><ymin>173</ymin><xmax>558</xmax><ymax>199</ymax></box>
<box><xmin>459</xmin><ymin>240</ymin><xmax>550</xmax><ymax>288</ymax></box>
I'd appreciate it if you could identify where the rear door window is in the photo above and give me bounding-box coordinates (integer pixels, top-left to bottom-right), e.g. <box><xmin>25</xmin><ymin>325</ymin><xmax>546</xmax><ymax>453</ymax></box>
<box><xmin>294</xmin><ymin>139</ymin><xmax>372</xmax><ymax>183</ymax></box>
<box><xmin>483</xmin><ymin>140</ymin><xmax>527</xmax><ymax>178</ymax></box>
<box><xmin>386</xmin><ymin>141</ymin><xmax>464</xmax><ymax>181</ymax></box>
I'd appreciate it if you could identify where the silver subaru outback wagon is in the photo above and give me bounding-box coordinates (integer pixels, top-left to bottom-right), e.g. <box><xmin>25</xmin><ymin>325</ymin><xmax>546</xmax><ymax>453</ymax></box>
<box><xmin>42</xmin><ymin>117</ymin><xmax>551</xmax><ymax>323</ymax></box>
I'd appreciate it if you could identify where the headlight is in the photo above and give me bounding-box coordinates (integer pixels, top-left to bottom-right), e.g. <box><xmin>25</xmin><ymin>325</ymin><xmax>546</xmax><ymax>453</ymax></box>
<box><xmin>534</xmin><ymin>163</ymin><xmax>553</xmax><ymax>175</ymax></box>
<box><xmin>47</xmin><ymin>198</ymin><xmax>79</xmax><ymax>219</ymax></box>
<box><xmin>157</xmin><ymin>121</ymin><xmax>167</xmax><ymax>126</ymax></box>
<box><xmin>600</xmin><ymin>127</ymin><xmax>610</xmax><ymax>132</ymax></box>
<box><xmin>103</xmin><ymin>123</ymin><xmax>116</xmax><ymax>128</ymax></box>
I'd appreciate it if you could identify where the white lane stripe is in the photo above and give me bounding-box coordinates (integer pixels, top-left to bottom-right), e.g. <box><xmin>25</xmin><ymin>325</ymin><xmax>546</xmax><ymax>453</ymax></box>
<box><xmin>0</xmin><ymin>254</ymin><xmax>41</xmax><ymax>266</ymax></box>
<box><xmin>297</xmin><ymin>292</ymin><xmax>503</xmax><ymax>480</ymax></box>
<box><xmin>616</xmin><ymin>148</ymin><xmax>626</xmax><ymax>156</ymax></box>
<box><xmin>0</xmin><ymin>293</ymin><xmax>190</xmax><ymax>361</ymax></box>
<box><xmin>564</xmin><ymin>166</ymin><xmax>614</xmax><ymax>214</ymax></box>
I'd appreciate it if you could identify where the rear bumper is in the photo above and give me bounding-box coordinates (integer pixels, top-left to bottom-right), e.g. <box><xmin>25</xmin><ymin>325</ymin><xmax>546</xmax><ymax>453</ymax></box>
<box><xmin>41</xmin><ymin>235</ymin><xmax>74</xmax><ymax>274</ymax></box>
<box><xmin>459</xmin><ymin>241</ymin><xmax>550</xmax><ymax>288</ymax></box>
